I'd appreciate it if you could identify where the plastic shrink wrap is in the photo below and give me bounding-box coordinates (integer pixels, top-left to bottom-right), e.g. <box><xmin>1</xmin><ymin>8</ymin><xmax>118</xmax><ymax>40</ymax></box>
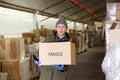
<box><xmin>102</xmin><ymin>43</ymin><xmax>120</xmax><ymax>80</ymax></box>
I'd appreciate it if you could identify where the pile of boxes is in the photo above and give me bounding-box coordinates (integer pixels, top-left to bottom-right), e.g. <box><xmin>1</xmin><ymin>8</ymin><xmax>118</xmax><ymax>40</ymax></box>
<box><xmin>70</xmin><ymin>30</ymin><xmax>89</xmax><ymax>55</ymax></box>
<box><xmin>102</xmin><ymin>3</ymin><xmax>120</xmax><ymax>79</ymax></box>
<box><xmin>105</xmin><ymin>3</ymin><xmax>120</xmax><ymax>50</ymax></box>
<box><xmin>22</xmin><ymin>26</ymin><xmax>53</xmax><ymax>45</ymax></box>
<box><xmin>0</xmin><ymin>38</ymin><xmax>30</xmax><ymax>80</ymax></box>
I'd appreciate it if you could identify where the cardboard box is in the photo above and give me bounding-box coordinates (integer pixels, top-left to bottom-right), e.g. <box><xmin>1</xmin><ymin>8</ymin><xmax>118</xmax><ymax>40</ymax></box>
<box><xmin>39</xmin><ymin>42</ymin><xmax>76</xmax><ymax>65</ymax></box>
<box><xmin>24</xmin><ymin>38</ymin><xmax>32</xmax><ymax>45</ymax></box>
<box><xmin>0</xmin><ymin>61</ymin><xmax>2</xmax><ymax>72</ymax></box>
<box><xmin>117</xmin><ymin>3</ymin><xmax>120</xmax><ymax>9</ymax></box>
<box><xmin>116</xmin><ymin>9</ymin><xmax>120</xmax><ymax>21</ymax></box>
<box><xmin>109</xmin><ymin>29</ymin><xmax>120</xmax><ymax>46</ymax></box>
<box><xmin>2</xmin><ymin>60</ymin><xmax>20</xmax><ymax>80</ymax></box>
<box><xmin>106</xmin><ymin>3</ymin><xmax>120</xmax><ymax>21</ymax></box>
<box><xmin>0</xmin><ymin>35</ymin><xmax>4</xmax><ymax>38</ymax></box>
<box><xmin>2</xmin><ymin>58</ymin><xmax>30</xmax><ymax>80</ymax></box>
<box><xmin>10</xmin><ymin>39</ymin><xmax>19</xmax><ymax>59</ymax></box>
<box><xmin>0</xmin><ymin>72</ymin><xmax>8</xmax><ymax>80</ymax></box>
<box><xmin>0</xmin><ymin>38</ymin><xmax>25</xmax><ymax>60</ymax></box>
<box><xmin>18</xmin><ymin>38</ymin><xmax>25</xmax><ymax>59</ymax></box>
<box><xmin>105</xmin><ymin>21</ymin><xmax>120</xmax><ymax>48</ymax></box>
<box><xmin>0</xmin><ymin>47</ymin><xmax>5</xmax><ymax>60</ymax></box>
<box><xmin>106</xmin><ymin>3</ymin><xmax>116</xmax><ymax>21</ymax></box>
<box><xmin>22</xmin><ymin>32</ymin><xmax>33</xmax><ymax>38</ymax></box>
<box><xmin>0</xmin><ymin>38</ymin><xmax>11</xmax><ymax>59</ymax></box>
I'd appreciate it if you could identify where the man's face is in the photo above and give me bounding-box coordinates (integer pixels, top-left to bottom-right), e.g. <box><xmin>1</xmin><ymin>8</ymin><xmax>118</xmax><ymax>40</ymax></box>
<box><xmin>56</xmin><ymin>24</ymin><xmax>67</xmax><ymax>36</ymax></box>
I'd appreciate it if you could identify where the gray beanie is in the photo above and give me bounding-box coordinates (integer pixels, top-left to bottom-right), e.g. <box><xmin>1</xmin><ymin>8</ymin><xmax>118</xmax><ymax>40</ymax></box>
<box><xmin>56</xmin><ymin>18</ymin><xmax>68</xmax><ymax>28</ymax></box>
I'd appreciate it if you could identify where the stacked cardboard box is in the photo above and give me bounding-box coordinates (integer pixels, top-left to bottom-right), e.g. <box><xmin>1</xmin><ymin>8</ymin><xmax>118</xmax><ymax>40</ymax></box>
<box><xmin>0</xmin><ymin>72</ymin><xmax>8</xmax><ymax>80</ymax></box>
<box><xmin>0</xmin><ymin>47</ymin><xmax>5</xmax><ymax>60</ymax></box>
<box><xmin>102</xmin><ymin>3</ymin><xmax>120</xmax><ymax>79</ymax></box>
<box><xmin>0</xmin><ymin>38</ymin><xmax>30</xmax><ymax>80</ymax></box>
<box><xmin>71</xmin><ymin>33</ymin><xmax>82</xmax><ymax>54</ymax></box>
<box><xmin>84</xmin><ymin>30</ymin><xmax>89</xmax><ymax>51</ymax></box>
<box><xmin>106</xmin><ymin>3</ymin><xmax>120</xmax><ymax>50</ymax></box>
<box><xmin>39</xmin><ymin>28</ymin><xmax>52</xmax><ymax>37</ymax></box>
<box><xmin>0</xmin><ymin>35</ymin><xmax>4</xmax><ymax>38</ymax></box>
<box><xmin>22</xmin><ymin>32</ymin><xmax>33</xmax><ymax>45</ymax></box>
<box><xmin>81</xmin><ymin>32</ymin><xmax>85</xmax><ymax>52</ymax></box>
<box><xmin>106</xmin><ymin>3</ymin><xmax>120</xmax><ymax>21</ymax></box>
<box><xmin>69</xmin><ymin>29</ymin><xmax>75</xmax><ymax>34</ymax></box>
<box><xmin>70</xmin><ymin>29</ymin><xmax>89</xmax><ymax>54</ymax></box>
<box><xmin>1</xmin><ymin>58</ymin><xmax>30</xmax><ymax>80</ymax></box>
<box><xmin>0</xmin><ymin>38</ymin><xmax>25</xmax><ymax>60</ymax></box>
<box><xmin>0</xmin><ymin>61</ymin><xmax>2</xmax><ymax>72</ymax></box>
<box><xmin>88</xmin><ymin>31</ymin><xmax>94</xmax><ymax>48</ymax></box>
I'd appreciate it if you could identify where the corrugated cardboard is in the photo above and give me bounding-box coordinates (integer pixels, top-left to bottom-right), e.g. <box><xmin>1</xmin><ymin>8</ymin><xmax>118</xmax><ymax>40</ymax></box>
<box><xmin>10</xmin><ymin>38</ymin><xmax>25</xmax><ymax>59</ymax></box>
<box><xmin>0</xmin><ymin>72</ymin><xmax>8</xmax><ymax>80</ymax></box>
<box><xmin>0</xmin><ymin>38</ymin><xmax>11</xmax><ymax>59</ymax></box>
<box><xmin>106</xmin><ymin>21</ymin><xmax>120</xmax><ymax>48</ymax></box>
<box><xmin>18</xmin><ymin>38</ymin><xmax>25</xmax><ymax>59</ymax></box>
<box><xmin>116</xmin><ymin>9</ymin><xmax>120</xmax><ymax>21</ymax></box>
<box><xmin>117</xmin><ymin>3</ymin><xmax>120</xmax><ymax>9</ymax></box>
<box><xmin>24</xmin><ymin>38</ymin><xmax>32</xmax><ymax>45</ymax></box>
<box><xmin>0</xmin><ymin>61</ymin><xmax>2</xmax><ymax>72</ymax></box>
<box><xmin>0</xmin><ymin>47</ymin><xmax>5</xmax><ymax>60</ymax></box>
<box><xmin>109</xmin><ymin>29</ymin><xmax>120</xmax><ymax>46</ymax></box>
<box><xmin>22</xmin><ymin>32</ymin><xmax>33</xmax><ymax>38</ymax></box>
<box><xmin>2</xmin><ymin>60</ymin><xmax>20</xmax><ymax>80</ymax></box>
<box><xmin>0</xmin><ymin>38</ymin><xmax>25</xmax><ymax>60</ymax></box>
<box><xmin>10</xmin><ymin>39</ymin><xmax>19</xmax><ymax>59</ymax></box>
<box><xmin>106</xmin><ymin>3</ymin><xmax>116</xmax><ymax>21</ymax></box>
<box><xmin>39</xmin><ymin>42</ymin><xmax>76</xmax><ymax>65</ymax></box>
<box><xmin>0</xmin><ymin>35</ymin><xmax>4</xmax><ymax>38</ymax></box>
<box><xmin>2</xmin><ymin>58</ymin><xmax>30</xmax><ymax>80</ymax></box>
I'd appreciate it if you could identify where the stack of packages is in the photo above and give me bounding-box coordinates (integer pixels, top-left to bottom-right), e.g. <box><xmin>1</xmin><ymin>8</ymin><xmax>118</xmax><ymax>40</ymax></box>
<box><xmin>69</xmin><ymin>29</ymin><xmax>89</xmax><ymax>55</ymax></box>
<box><xmin>0</xmin><ymin>38</ymin><xmax>30</xmax><ymax>80</ymax></box>
<box><xmin>39</xmin><ymin>25</ymin><xmax>52</xmax><ymax>37</ymax></box>
<box><xmin>22</xmin><ymin>29</ymin><xmax>44</xmax><ymax>45</ymax></box>
<box><xmin>22</xmin><ymin>32</ymin><xmax>33</xmax><ymax>45</ymax></box>
<box><xmin>102</xmin><ymin>3</ymin><xmax>120</xmax><ymax>80</ymax></box>
<box><xmin>81</xmin><ymin>31</ymin><xmax>86</xmax><ymax>52</ymax></box>
<box><xmin>84</xmin><ymin>30</ymin><xmax>89</xmax><ymax>51</ymax></box>
<box><xmin>87</xmin><ymin>24</ymin><xmax>98</xmax><ymax>48</ymax></box>
<box><xmin>22</xmin><ymin>26</ymin><xmax>52</xmax><ymax>78</ymax></box>
<box><xmin>70</xmin><ymin>30</ymin><xmax>82</xmax><ymax>55</ymax></box>
<box><xmin>71</xmin><ymin>34</ymin><xmax>81</xmax><ymax>55</ymax></box>
<box><xmin>105</xmin><ymin>3</ymin><xmax>120</xmax><ymax>49</ymax></box>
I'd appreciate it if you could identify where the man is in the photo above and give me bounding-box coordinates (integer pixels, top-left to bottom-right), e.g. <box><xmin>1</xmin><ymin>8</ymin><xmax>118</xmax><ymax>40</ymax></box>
<box><xmin>28</xmin><ymin>17</ymin><xmax>71</xmax><ymax>80</ymax></box>
<box><xmin>42</xmin><ymin>17</ymin><xmax>70</xmax><ymax>43</ymax></box>
<box><xmin>40</xmin><ymin>17</ymin><xmax>71</xmax><ymax>80</ymax></box>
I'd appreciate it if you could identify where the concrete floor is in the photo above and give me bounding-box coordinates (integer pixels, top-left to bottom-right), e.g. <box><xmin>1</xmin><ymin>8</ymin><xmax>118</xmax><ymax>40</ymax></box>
<box><xmin>67</xmin><ymin>42</ymin><xmax>105</xmax><ymax>80</ymax></box>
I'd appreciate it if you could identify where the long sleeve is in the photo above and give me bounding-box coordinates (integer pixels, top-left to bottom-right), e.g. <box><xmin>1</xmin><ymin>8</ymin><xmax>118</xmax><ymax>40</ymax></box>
<box><xmin>25</xmin><ymin>43</ymin><xmax>39</xmax><ymax>56</ymax></box>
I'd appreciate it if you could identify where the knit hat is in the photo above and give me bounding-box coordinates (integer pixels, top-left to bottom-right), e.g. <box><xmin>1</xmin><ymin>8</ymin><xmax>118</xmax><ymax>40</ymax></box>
<box><xmin>56</xmin><ymin>18</ymin><xmax>68</xmax><ymax>28</ymax></box>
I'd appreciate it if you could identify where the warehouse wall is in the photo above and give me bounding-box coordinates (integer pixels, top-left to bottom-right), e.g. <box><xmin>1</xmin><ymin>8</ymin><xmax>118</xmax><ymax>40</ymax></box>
<box><xmin>37</xmin><ymin>16</ymin><xmax>84</xmax><ymax>30</ymax></box>
<box><xmin>0</xmin><ymin>7</ymin><xmax>34</xmax><ymax>38</ymax></box>
<box><xmin>37</xmin><ymin>16</ymin><xmax>59</xmax><ymax>29</ymax></box>
<box><xmin>37</xmin><ymin>16</ymin><xmax>76</xmax><ymax>30</ymax></box>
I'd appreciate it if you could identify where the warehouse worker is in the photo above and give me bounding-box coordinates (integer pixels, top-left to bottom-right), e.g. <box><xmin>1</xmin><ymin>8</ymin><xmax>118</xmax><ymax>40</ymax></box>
<box><xmin>40</xmin><ymin>17</ymin><xmax>70</xmax><ymax>80</ymax></box>
<box><xmin>28</xmin><ymin>17</ymin><xmax>71</xmax><ymax>80</ymax></box>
